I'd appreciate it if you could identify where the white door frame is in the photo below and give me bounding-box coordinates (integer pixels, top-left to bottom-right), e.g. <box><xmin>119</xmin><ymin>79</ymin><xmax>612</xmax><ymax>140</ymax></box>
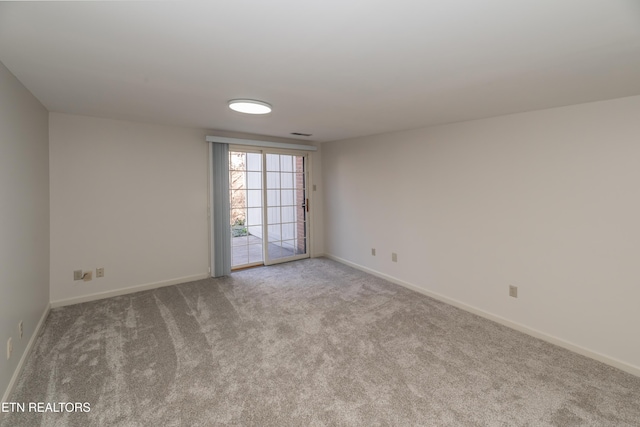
<box><xmin>219</xmin><ymin>145</ymin><xmax>312</xmax><ymax>270</ymax></box>
<box><xmin>261</xmin><ymin>149</ymin><xmax>310</xmax><ymax>266</ymax></box>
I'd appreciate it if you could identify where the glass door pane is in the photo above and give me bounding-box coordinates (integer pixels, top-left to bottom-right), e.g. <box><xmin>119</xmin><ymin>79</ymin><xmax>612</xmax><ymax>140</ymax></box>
<box><xmin>264</xmin><ymin>153</ymin><xmax>309</xmax><ymax>264</ymax></box>
<box><xmin>229</xmin><ymin>151</ymin><xmax>264</xmax><ymax>269</ymax></box>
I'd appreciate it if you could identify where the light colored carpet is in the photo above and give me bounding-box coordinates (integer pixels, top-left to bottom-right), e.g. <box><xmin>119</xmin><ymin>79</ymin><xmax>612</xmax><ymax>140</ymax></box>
<box><xmin>3</xmin><ymin>258</ymin><xmax>640</xmax><ymax>426</ymax></box>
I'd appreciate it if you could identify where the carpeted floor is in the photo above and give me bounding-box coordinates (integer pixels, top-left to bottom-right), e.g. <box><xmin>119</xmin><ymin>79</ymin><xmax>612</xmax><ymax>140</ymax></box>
<box><xmin>3</xmin><ymin>258</ymin><xmax>640</xmax><ymax>426</ymax></box>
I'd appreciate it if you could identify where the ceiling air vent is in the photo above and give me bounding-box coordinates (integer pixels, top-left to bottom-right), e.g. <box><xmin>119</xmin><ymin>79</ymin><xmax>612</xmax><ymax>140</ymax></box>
<box><xmin>290</xmin><ymin>132</ymin><xmax>312</xmax><ymax>137</ymax></box>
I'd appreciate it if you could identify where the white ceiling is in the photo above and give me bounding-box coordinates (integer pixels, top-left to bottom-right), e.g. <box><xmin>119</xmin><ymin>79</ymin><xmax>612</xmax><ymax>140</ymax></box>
<box><xmin>1</xmin><ymin>1</ymin><xmax>639</xmax><ymax>143</ymax></box>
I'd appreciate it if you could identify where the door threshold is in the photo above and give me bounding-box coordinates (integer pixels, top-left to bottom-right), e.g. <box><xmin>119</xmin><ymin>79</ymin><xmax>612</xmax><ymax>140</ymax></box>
<box><xmin>231</xmin><ymin>263</ymin><xmax>264</xmax><ymax>272</ymax></box>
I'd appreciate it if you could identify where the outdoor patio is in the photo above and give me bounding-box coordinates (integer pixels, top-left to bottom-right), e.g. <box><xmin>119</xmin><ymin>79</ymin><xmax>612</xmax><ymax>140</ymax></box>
<box><xmin>232</xmin><ymin>234</ymin><xmax>297</xmax><ymax>268</ymax></box>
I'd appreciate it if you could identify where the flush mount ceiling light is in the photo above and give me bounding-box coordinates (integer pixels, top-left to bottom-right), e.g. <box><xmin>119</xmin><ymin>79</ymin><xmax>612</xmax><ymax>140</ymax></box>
<box><xmin>228</xmin><ymin>99</ymin><xmax>272</xmax><ymax>115</ymax></box>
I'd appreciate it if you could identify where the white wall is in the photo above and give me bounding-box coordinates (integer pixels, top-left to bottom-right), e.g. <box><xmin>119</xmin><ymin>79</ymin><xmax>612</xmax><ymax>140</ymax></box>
<box><xmin>49</xmin><ymin>114</ymin><xmax>324</xmax><ymax>304</ymax></box>
<box><xmin>49</xmin><ymin>113</ymin><xmax>210</xmax><ymax>304</ymax></box>
<box><xmin>309</xmin><ymin>143</ymin><xmax>324</xmax><ymax>257</ymax></box>
<box><xmin>322</xmin><ymin>95</ymin><xmax>640</xmax><ymax>373</ymax></box>
<box><xmin>0</xmin><ymin>61</ymin><xmax>50</xmax><ymax>399</ymax></box>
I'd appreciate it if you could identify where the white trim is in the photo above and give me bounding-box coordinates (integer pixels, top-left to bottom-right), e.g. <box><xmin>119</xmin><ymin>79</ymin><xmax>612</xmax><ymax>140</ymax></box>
<box><xmin>2</xmin><ymin>303</ymin><xmax>50</xmax><ymax>405</ymax></box>
<box><xmin>50</xmin><ymin>273</ymin><xmax>209</xmax><ymax>308</ymax></box>
<box><xmin>261</xmin><ymin>149</ymin><xmax>269</xmax><ymax>264</ymax></box>
<box><xmin>206</xmin><ymin>135</ymin><xmax>317</xmax><ymax>152</ymax></box>
<box><xmin>307</xmin><ymin>152</ymin><xmax>315</xmax><ymax>258</ymax></box>
<box><xmin>324</xmin><ymin>253</ymin><xmax>640</xmax><ymax>378</ymax></box>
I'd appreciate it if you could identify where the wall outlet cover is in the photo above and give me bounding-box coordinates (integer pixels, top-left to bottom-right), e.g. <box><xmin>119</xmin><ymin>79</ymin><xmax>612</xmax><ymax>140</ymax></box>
<box><xmin>392</xmin><ymin>252</ymin><xmax>398</xmax><ymax>262</ymax></box>
<box><xmin>19</xmin><ymin>321</ymin><xmax>23</xmax><ymax>339</ymax></box>
<box><xmin>96</xmin><ymin>267</ymin><xmax>104</xmax><ymax>278</ymax></box>
<box><xmin>83</xmin><ymin>271</ymin><xmax>93</xmax><ymax>282</ymax></box>
<box><xmin>7</xmin><ymin>337</ymin><xmax>12</xmax><ymax>360</ymax></box>
<box><xmin>74</xmin><ymin>270</ymin><xmax>83</xmax><ymax>281</ymax></box>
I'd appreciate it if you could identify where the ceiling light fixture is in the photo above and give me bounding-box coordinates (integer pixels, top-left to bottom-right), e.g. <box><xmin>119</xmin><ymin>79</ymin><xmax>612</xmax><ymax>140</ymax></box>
<box><xmin>228</xmin><ymin>99</ymin><xmax>272</xmax><ymax>115</ymax></box>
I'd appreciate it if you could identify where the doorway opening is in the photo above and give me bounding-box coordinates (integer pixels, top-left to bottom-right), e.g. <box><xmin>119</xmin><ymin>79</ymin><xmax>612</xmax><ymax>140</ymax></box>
<box><xmin>229</xmin><ymin>149</ymin><xmax>309</xmax><ymax>269</ymax></box>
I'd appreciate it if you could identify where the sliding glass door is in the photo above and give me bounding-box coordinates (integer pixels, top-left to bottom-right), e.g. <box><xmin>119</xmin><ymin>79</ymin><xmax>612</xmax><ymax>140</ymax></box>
<box><xmin>229</xmin><ymin>149</ymin><xmax>309</xmax><ymax>269</ymax></box>
<box><xmin>264</xmin><ymin>153</ymin><xmax>308</xmax><ymax>265</ymax></box>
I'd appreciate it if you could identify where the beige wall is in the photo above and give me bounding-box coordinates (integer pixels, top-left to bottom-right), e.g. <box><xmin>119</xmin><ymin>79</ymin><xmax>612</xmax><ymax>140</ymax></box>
<box><xmin>310</xmin><ymin>143</ymin><xmax>324</xmax><ymax>257</ymax></box>
<box><xmin>49</xmin><ymin>113</ymin><xmax>210</xmax><ymax>304</ymax></box>
<box><xmin>0</xmin><ymin>61</ymin><xmax>50</xmax><ymax>399</ymax></box>
<box><xmin>49</xmin><ymin>113</ymin><xmax>324</xmax><ymax>305</ymax></box>
<box><xmin>322</xmin><ymin>95</ymin><xmax>640</xmax><ymax>373</ymax></box>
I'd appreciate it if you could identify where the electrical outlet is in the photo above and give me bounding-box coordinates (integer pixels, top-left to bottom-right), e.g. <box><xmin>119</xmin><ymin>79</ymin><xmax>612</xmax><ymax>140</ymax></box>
<box><xmin>371</xmin><ymin>248</ymin><xmax>376</xmax><ymax>256</ymax></box>
<box><xmin>74</xmin><ymin>270</ymin><xmax>83</xmax><ymax>281</ymax></box>
<box><xmin>83</xmin><ymin>271</ymin><xmax>92</xmax><ymax>282</ymax></box>
<box><xmin>7</xmin><ymin>337</ymin><xmax>12</xmax><ymax>360</ymax></box>
<box><xmin>392</xmin><ymin>252</ymin><xmax>398</xmax><ymax>262</ymax></box>
<box><xmin>18</xmin><ymin>321</ymin><xmax>23</xmax><ymax>339</ymax></box>
<box><xmin>96</xmin><ymin>267</ymin><xmax>104</xmax><ymax>278</ymax></box>
<box><xmin>509</xmin><ymin>285</ymin><xmax>518</xmax><ymax>298</ymax></box>
<box><xmin>313</xmin><ymin>184</ymin><xmax>317</xmax><ymax>191</ymax></box>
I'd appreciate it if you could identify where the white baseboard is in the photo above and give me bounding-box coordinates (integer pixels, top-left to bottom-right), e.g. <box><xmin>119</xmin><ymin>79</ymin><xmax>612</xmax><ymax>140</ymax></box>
<box><xmin>2</xmin><ymin>303</ymin><xmax>50</xmax><ymax>405</ymax></box>
<box><xmin>324</xmin><ymin>253</ymin><xmax>640</xmax><ymax>378</ymax></box>
<box><xmin>50</xmin><ymin>273</ymin><xmax>210</xmax><ymax>308</ymax></box>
